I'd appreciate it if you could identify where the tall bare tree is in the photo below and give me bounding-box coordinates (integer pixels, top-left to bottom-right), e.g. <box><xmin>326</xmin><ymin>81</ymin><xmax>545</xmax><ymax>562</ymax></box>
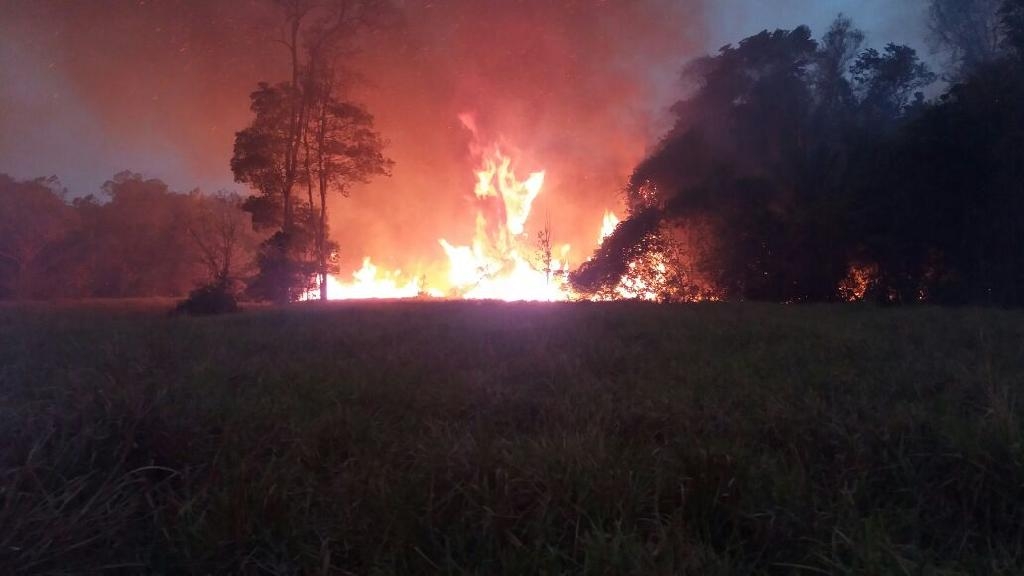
<box><xmin>187</xmin><ymin>191</ymin><xmax>261</xmax><ymax>288</ymax></box>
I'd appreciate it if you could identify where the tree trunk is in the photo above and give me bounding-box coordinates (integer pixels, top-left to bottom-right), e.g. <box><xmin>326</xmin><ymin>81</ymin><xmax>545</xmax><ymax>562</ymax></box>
<box><xmin>317</xmin><ymin>109</ymin><xmax>330</xmax><ymax>303</ymax></box>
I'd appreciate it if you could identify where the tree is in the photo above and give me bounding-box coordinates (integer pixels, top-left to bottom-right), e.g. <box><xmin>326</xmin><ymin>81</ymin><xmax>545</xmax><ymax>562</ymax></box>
<box><xmin>93</xmin><ymin>172</ymin><xmax>205</xmax><ymax>297</ymax></box>
<box><xmin>232</xmin><ymin>82</ymin><xmax>313</xmax><ymax>302</ymax></box>
<box><xmin>232</xmin><ymin>0</ymin><xmax>394</xmax><ymax>303</ymax></box>
<box><xmin>852</xmin><ymin>43</ymin><xmax>936</xmax><ymax>126</ymax></box>
<box><xmin>0</xmin><ymin>175</ymin><xmax>70</xmax><ymax>299</ymax></box>
<box><xmin>232</xmin><ymin>82</ymin><xmax>293</xmax><ymax>231</ymax></box>
<box><xmin>814</xmin><ymin>15</ymin><xmax>864</xmax><ymax>119</ymax></box>
<box><xmin>929</xmin><ymin>0</ymin><xmax>1003</xmax><ymax>75</ymax></box>
<box><xmin>187</xmin><ymin>191</ymin><xmax>261</xmax><ymax>287</ymax></box>
<box><xmin>1002</xmin><ymin>0</ymin><xmax>1024</xmax><ymax>57</ymax></box>
<box><xmin>175</xmin><ymin>192</ymin><xmax>260</xmax><ymax>315</ymax></box>
<box><xmin>578</xmin><ymin>26</ymin><xmax>825</xmax><ymax>302</ymax></box>
<box><xmin>302</xmin><ymin>63</ymin><xmax>392</xmax><ymax>299</ymax></box>
<box><xmin>269</xmin><ymin>0</ymin><xmax>395</xmax><ymax>238</ymax></box>
<box><xmin>536</xmin><ymin>224</ymin><xmax>554</xmax><ymax>285</ymax></box>
<box><xmin>862</xmin><ymin>51</ymin><xmax>1024</xmax><ymax>305</ymax></box>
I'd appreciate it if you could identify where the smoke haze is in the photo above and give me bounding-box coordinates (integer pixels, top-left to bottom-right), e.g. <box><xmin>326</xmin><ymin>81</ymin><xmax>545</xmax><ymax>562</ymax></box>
<box><xmin>0</xmin><ymin>0</ymin><xmax>931</xmax><ymax>274</ymax></box>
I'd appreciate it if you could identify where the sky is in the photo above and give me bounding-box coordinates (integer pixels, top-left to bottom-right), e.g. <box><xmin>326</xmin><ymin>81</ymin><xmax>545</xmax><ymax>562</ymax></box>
<box><xmin>0</xmin><ymin>0</ymin><xmax>936</xmax><ymax>272</ymax></box>
<box><xmin>706</xmin><ymin>0</ymin><xmax>929</xmax><ymax>56</ymax></box>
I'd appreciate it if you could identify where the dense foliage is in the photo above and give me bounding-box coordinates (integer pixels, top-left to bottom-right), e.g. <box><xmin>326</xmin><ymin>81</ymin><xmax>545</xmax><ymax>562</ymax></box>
<box><xmin>232</xmin><ymin>81</ymin><xmax>391</xmax><ymax>303</ymax></box>
<box><xmin>574</xmin><ymin>5</ymin><xmax>1024</xmax><ymax>305</ymax></box>
<box><xmin>230</xmin><ymin>0</ymin><xmax>393</xmax><ymax>303</ymax></box>
<box><xmin>5</xmin><ymin>2</ymin><xmax>1023</xmax><ymax>307</ymax></box>
<box><xmin>173</xmin><ymin>280</ymin><xmax>240</xmax><ymax>316</ymax></box>
<box><xmin>0</xmin><ymin>172</ymin><xmax>259</xmax><ymax>299</ymax></box>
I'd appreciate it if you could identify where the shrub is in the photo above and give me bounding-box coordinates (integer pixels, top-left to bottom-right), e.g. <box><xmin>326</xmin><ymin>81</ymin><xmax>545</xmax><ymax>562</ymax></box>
<box><xmin>173</xmin><ymin>281</ymin><xmax>238</xmax><ymax>315</ymax></box>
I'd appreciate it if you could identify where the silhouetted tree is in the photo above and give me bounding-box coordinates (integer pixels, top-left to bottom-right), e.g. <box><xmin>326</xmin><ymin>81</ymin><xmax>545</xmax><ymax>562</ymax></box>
<box><xmin>0</xmin><ymin>175</ymin><xmax>70</xmax><ymax>299</ymax></box>
<box><xmin>814</xmin><ymin>14</ymin><xmax>864</xmax><ymax>119</ymax></box>
<box><xmin>929</xmin><ymin>0</ymin><xmax>1003</xmax><ymax>75</ymax></box>
<box><xmin>187</xmin><ymin>191</ymin><xmax>261</xmax><ymax>287</ymax></box>
<box><xmin>302</xmin><ymin>63</ymin><xmax>392</xmax><ymax>300</ymax></box>
<box><xmin>233</xmin><ymin>0</ymin><xmax>394</xmax><ymax>303</ymax></box>
<box><xmin>0</xmin><ymin>171</ymin><xmax>259</xmax><ymax>301</ymax></box>
<box><xmin>1002</xmin><ymin>0</ymin><xmax>1024</xmax><ymax>57</ymax></box>
<box><xmin>852</xmin><ymin>43</ymin><xmax>936</xmax><ymax>127</ymax></box>
<box><xmin>233</xmin><ymin>83</ymin><xmax>316</xmax><ymax>302</ymax></box>
<box><xmin>574</xmin><ymin>20</ymin><xmax>954</xmax><ymax>304</ymax></box>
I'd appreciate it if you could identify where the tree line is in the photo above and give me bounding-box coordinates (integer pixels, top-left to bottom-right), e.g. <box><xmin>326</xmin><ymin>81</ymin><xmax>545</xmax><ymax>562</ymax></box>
<box><xmin>573</xmin><ymin>0</ymin><xmax>1024</xmax><ymax>306</ymax></box>
<box><xmin>5</xmin><ymin>0</ymin><xmax>1024</xmax><ymax>306</ymax></box>
<box><xmin>0</xmin><ymin>172</ymin><xmax>260</xmax><ymax>300</ymax></box>
<box><xmin>0</xmin><ymin>0</ymin><xmax>395</xmax><ymax>307</ymax></box>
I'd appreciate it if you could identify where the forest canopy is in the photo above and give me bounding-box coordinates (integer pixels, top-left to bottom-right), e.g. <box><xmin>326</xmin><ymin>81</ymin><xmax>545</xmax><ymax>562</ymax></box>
<box><xmin>4</xmin><ymin>1</ymin><xmax>1024</xmax><ymax>306</ymax></box>
<box><xmin>0</xmin><ymin>172</ymin><xmax>260</xmax><ymax>300</ymax></box>
<box><xmin>572</xmin><ymin>4</ymin><xmax>1024</xmax><ymax>306</ymax></box>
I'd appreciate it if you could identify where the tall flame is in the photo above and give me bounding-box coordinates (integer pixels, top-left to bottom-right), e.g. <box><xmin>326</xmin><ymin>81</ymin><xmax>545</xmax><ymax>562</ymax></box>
<box><xmin>314</xmin><ymin>134</ymin><xmax>618</xmax><ymax>302</ymax></box>
<box><xmin>439</xmin><ymin>145</ymin><xmax>570</xmax><ymax>301</ymax></box>
<box><xmin>599</xmin><ymin>210</ymin><xmax>619</xmax><ymax>245</ymax></box>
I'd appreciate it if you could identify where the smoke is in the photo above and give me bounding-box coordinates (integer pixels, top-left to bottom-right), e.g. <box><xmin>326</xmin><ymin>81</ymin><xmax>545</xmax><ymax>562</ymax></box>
<box><xmin>0</xmin><ymin>0</ymin><xmax>284</xmax><ymax>194</ymax></box>
<box><xmin>340</xmin><ymin>0</ymin><xmax>705</xmax><ymax>272</ymax></box>
<box><xmin>3</xmin><ymin>1</ymin><xmax>931</xmax><ymax>280</ymax></box>
<box><xmin>0</xmin><ymin>0</ymin><xmax>706</xmax><ymax>277</ymax></box>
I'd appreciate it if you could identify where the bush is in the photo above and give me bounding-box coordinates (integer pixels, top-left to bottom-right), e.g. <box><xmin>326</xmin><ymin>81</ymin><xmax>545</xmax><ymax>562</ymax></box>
<box><xmin>173</xmin><ymin>281</ymin><xmax>238</xmax><ymax>315</ymax></box>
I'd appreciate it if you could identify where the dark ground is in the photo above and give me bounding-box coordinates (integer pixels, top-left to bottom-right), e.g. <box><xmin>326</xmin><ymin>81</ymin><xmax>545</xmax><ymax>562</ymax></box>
<box><xmin>1</xmin><ymin>301</ymin><xmax>1022</xmax><ymax>574</ymax></box>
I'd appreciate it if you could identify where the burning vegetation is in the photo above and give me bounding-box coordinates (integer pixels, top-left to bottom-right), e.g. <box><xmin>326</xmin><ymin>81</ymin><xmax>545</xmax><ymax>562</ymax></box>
<box><xmin>321</xmin><ymin>130</ymin><xmax>608</xmax><ymax>302</ymax></box>
<box><xmin>3</xmin><ymin>1</ymin><xmax>1024</xmax><ymax>307</ymax></box>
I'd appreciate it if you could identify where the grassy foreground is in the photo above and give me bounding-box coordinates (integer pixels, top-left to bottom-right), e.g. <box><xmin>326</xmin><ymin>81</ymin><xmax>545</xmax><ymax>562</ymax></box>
<box><xmin>1</xmin><ymin>301</ymin><xmax>1022</xmax><ymax>575</ymax></box>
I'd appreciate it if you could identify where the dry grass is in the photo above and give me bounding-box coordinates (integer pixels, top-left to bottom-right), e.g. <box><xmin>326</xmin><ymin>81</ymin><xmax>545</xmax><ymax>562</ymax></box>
<box><xmin>1</xmin><ymin>301</ymin><xmax>1022</xmax><ymax>574</ymax></box>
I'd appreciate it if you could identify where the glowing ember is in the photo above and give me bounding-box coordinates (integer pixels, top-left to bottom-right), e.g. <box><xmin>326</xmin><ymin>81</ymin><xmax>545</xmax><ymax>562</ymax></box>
<box><xmin>838</xmin><ymin>262</ymin><xmax>879</xmax><ymax>302</ymax></box>
<box><xmin>601</xmin><ymin>250</ymin><xmax>668</xmax><ymax>301</ymax></box>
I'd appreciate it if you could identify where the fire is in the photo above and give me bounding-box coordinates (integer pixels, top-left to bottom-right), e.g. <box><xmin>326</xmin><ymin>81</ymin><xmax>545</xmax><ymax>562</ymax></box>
<box><xmin>599</xmin><ymin>210</ymin><xmax>619</xmax><ymax>245</ymax></box>
<box><xmin>471</xmin><ymin>151</ymin><xmax>544</xmax><ymax>236</ymax></box>
<box><xmin>315</xmin><ymin>129</ymin><xmax>617</xmax><ymax>302</ymax></box>
<box><xmin>615</xmin><ymin>252</ymin><xmax>668</xmax><ymax>301</ymax></box>
<box><xmin>435</xmin><ymin>145</ymin><xmax>574</xmax><ymax>301</ymax></box>
<box><xmin>838</xmin><ymin>262</ymin><xmax>879</xmax><ymax>302</ymax></box>
<box><xmin>304</xmin><ymin>257</ymin><xmax>426</xmax><ymax>300</ymax></box>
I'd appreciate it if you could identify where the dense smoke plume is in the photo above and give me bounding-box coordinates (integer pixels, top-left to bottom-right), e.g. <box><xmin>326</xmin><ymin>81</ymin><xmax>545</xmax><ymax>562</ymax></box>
<box><xmin>0</xmin><ymin>0</ymin><xmax>704</xmax><ymax>279</ymax></box>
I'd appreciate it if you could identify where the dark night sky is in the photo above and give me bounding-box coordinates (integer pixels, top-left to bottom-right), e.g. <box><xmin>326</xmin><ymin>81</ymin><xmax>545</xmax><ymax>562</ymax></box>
<box><xmin>0</xmin><ymin>0</ymin><xmax>933</xmax><ymax>272</ymax></box>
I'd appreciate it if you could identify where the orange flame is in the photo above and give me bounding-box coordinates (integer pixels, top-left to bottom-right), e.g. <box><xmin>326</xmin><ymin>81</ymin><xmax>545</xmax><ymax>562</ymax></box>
<box><xmin>303</xmin><ymin>257</ymin><xmax>426</xmax><ymax>301</ymax></box>
<box><xmin>313</xmin><ymin>130</ymin><xmax>619</xmax><ymax>302</ymax></box>
<box><xmin>838</xmin><ymin>262</ymin><xmax>879</xmax><ymax>302</ymax></box>
<box><xmin>439</xmin><ymin>145</ymin><xmax>570</xmax><ymax>301</ymax></box>
<box><xmin>598</xmin><ymin>210</ymin><xmax>619</xmax><ymax>245</ymax></box>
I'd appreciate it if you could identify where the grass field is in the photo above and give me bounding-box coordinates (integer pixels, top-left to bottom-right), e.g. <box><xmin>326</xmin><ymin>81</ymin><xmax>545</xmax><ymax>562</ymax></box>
<box><xmin>1</xmin><ymin>301</ymin><xmax>1022</xmax><ymax>575</ymax></box>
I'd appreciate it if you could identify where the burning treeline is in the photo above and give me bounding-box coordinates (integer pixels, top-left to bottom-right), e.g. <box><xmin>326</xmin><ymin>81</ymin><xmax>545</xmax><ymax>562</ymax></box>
<box><xmin>245</xmin><ymin>1</ymin><xmax>1024</xmax><ymax>306</ymax></box>
<box><xmin>3</xmin><ymin>0</ymin><xmax>1024</xmax><ymax>306</ymax></box>
<box><xmin>569</xmin><ymin>5</ymin><xmax>1024</xmax><ymax>307</ymax></box>
<box><xmin>227</xmin><ymin>0</ymin><xmax>701</xmax><ymax>303</ymax></box>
